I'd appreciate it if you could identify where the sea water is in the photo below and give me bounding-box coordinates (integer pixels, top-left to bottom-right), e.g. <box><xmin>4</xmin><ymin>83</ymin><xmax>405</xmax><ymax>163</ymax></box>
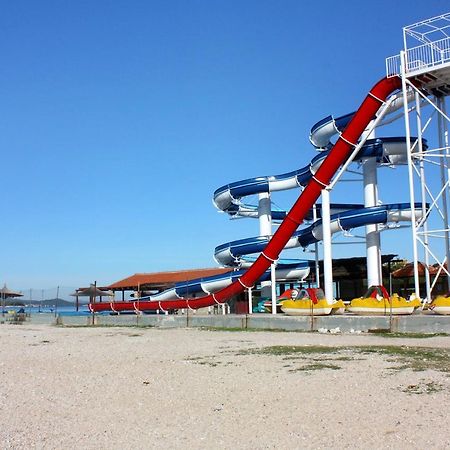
<box><xmin>4</xmin><ymin>305</ymin><xmax>91</xmax><ymax>316</ymax></box>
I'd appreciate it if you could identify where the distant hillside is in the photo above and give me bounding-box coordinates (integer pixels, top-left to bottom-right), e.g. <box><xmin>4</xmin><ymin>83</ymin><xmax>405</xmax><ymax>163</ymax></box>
<box><xmin>39</xmin><ymin>298</ymin><xmax>75</xmax><ymax>307</ymax></box>
<box><xmin>3</xmin><ymin>299</ymin><xmax>26</xmax><ymax>306</ymax></box>
<box><xmin>4</xmin><ymin>298</ymin><xmax>76</xmax><ymax>307</ymax></box>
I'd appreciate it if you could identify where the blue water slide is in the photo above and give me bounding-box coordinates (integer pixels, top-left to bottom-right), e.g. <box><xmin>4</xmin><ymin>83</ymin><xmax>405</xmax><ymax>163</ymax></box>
<box><xmin>309</xmin><ymin>112</ymin><xmax>355</xmax><ymax>149</ymax></box>
<box><xmin>140</xmin><ymin>262</ymin><xmax>311</xmax><ymax>302</ymax></box>
<box><xmin>141</xmin><ymin>203</ymin><xmax>423</xmax><ymax>302</ymax></box>
<box><xmin>148</xmin><ymin>137</ymin><xmax>424</xmax><ymax>301</ymax></box>
<box><xmin>214</xmin><ymin>203</ymin><xmax>423</xmax><ymax>267</ymax></box>
<box><xmin>213</xmin><ymin>137</ymin><xmax>425</xmax><ymax>218</ymax></box>
<box><xmin>309</xmin><ymin>90</ymin><xmax>414</xmax><ymax>149</ymax></box>
<box><xmin>140</xmin><ymin>100</ymin><xmax>424</xmax><ymax>304</ymax></box>
<box><xmin>225</xmin><ymin>202</ymin><xmax>368</xmax><ymax>222</ymax></box>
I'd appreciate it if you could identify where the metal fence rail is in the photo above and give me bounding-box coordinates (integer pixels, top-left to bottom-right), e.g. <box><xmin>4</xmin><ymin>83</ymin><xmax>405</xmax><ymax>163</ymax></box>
<box><xmin>386</xmin><ymin>36</ymin><xmax>450</xmax><ymax>77</ymax></box>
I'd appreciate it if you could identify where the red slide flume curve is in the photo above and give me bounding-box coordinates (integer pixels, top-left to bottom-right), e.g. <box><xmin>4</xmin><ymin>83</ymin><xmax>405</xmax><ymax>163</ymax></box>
<box><xmin>91</xmin><ymin>76</ymin><xmax>402</xmax><ymax>313</ymax></box>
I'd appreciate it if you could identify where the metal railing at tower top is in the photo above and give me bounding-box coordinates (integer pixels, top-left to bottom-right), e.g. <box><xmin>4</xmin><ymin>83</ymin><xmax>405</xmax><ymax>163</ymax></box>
<box><xmin>386</xmin><ymin>37</ymin><xmax>450</xmax><ymax>77</ymax></box>
<box><xmin>386</xmin><ymin>12</ymin><xmax>450</xmax><ymax>77</ymax></box>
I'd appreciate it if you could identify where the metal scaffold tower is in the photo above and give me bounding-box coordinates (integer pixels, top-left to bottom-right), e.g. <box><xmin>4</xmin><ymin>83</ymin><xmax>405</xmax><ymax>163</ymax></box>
<box><xmin>386</xmin><ymin>12</ymin><xmax>450</xmax><ymax>302</ymax></box>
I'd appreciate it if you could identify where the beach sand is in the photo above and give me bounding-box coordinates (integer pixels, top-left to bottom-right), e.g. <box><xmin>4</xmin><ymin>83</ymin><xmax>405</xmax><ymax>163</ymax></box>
<box><xmin>0</xmin><ymin>324</ymin><xmax>449</xmax><ymax>449</ymax></box>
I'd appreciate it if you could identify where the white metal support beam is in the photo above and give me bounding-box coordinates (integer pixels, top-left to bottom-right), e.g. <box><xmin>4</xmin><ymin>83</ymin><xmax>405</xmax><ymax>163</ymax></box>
<box><xmin>270</xmin><ymin>263</ymin><xmax>277</xmax><ymax>315</ymax></box>
<box><xmin>362</xmin><ymin>122</ymin><xmax>382</xmax><ymax>287</ymax></box>
<box><xmin>437</xmin><ymin>96</ymin><xmax>450</xmax><ymax>291</ymax></box>
<box><xmin>401</xmin><ymin>50</ymin><xmax>421</xmax><ymax>299</ymax></box>
<box><xmin>321</xmin><ymin>188</ymin><xmax>334</xmax><ymax>304</ymax></box>
<box><xmin>312</xmin><ymin>204</ymin><xmax>320</xmax><ymax>287</ymax></box>
<box><xmin>258</xmin><ymin>192</ymin><xmax>274</xmax><ymax>302</ymax></box>
<box><xmin>415</xmin><ymin>91</ymin><xmax>432</xmax><ymax>302</ymax></box>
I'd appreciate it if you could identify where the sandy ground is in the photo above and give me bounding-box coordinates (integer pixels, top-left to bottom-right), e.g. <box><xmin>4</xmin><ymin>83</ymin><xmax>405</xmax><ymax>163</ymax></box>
<box><xmin>0</xmin><ymin>324</ymin><xmax>449</xmax><ymax>449</ymax></box>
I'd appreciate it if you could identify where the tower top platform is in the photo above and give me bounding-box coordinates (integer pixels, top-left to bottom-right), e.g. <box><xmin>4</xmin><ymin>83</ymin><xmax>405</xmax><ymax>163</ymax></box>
<box><xmin>386</xmin><ymin>12</ymin><xmax>450</xmax><ymax>95</ymax></box>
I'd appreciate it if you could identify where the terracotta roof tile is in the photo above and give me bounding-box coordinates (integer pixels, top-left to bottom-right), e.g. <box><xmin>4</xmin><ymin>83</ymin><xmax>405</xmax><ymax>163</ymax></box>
<box><xmin>108</xmin><ymin>268</ymin><xmax>233</xmax><ymax>290</ymax></box>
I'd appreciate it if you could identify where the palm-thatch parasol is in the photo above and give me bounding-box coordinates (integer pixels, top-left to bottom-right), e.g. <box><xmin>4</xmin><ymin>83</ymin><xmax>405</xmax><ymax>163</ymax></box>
<box><xmin>70</xmin><ymin>284</ymin><xmax>113</xmax><ymax>311</ymax></box>
<box><xmin>71</xmin><ymin>284</ymin><xmax>114</xmax><ymax>298</ymax></box>
<box><xmin>1</xmin><ymin>284</ymin><xmax>23</xmax><ymax>314</ymax></box>
<box><xmin>0</xmin><ymin>284</ymin><xmax>23</xmax><ymax>298</ymax></box>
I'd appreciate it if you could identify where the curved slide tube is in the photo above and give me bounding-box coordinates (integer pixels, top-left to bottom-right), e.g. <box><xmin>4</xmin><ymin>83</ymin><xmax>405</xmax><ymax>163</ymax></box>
<box><xmin>309</xmin><ymin>88</ymin><xmax>415</xmax><ymax>149</ymax></box>
<box><xmin>91</xmin><ymin>76</ymin><xmax>406</xmax><ymax>313</ymax></box>
<box><xmin>213</xmin><ymin>137</ymin><xmax>420</xmax><ymax>219</ymax></box>
<box><xmin>214</xmin><ymin>203</ymin><xmax>423</xmax><ymax>267</ymax></box>
<box><xmin>106</xmin><ymin>264</ymin><xmax>311</xmax><ymax>311</ymax></box>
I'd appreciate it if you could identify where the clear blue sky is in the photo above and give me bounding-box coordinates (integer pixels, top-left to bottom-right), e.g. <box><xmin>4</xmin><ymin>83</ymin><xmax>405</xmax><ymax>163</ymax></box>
<box><xmin>1</xmin><ymin>1</ymin><xmax>448</xmax><ymax>291</ymax></box>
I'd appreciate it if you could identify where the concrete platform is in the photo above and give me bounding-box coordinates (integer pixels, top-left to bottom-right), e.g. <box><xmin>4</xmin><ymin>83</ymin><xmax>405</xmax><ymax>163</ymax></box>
<box><xmin>48</xmin><ymin>312</ymin><xmax>450</xmax><ymax>334</ymax></box>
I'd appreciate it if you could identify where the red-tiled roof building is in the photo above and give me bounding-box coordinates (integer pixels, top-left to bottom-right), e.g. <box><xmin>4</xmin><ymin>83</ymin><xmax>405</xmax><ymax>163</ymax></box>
<box><xmin>107</xmin><ymin>267</ymin><xmax>233</xmax><ymax>296</ymax></box>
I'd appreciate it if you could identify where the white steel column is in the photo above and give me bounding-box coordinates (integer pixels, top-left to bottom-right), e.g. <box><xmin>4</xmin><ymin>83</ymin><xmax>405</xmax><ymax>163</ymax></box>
<box><xmin>258</xmin><ymin>192</ymin><xmax>272</xmax><ymax>235</ymax></box>
<box><xmin>362</xmin><ymin>123</ymin><xmax>381</xmax><ymax>287</ymax></box>
<box><xmin>416</xmin><ymin>92</ymin><xmax>431</xmax><ymax>302</ymax></box>
<box><xmin>271</xmin><ymin>263</ymin><xmax>277</xmax><ymax>315</ymax></box>
<box><xmin>258</xmin><ymin>192</ymin><xmax>274</xmax><ymax>303</ymax></box>
<box><xmin>363</xmin><ymin>156</ymin><xmax>382</xmax><ymax>286</ymax></box>
<box><xmin>437</xmin><ymin>96</ymin><xmax>450</xmax><ymax>291</ymax></box>
<box><xmin>313</xmin><ymin>204</ymin><xmax>320</xmax><ymax>287</ymax></box>
<box><xmin>248</xmin><ymin>288</ymin><xmax>253</xmax><ymax>315</ymax></box>
<box><xmin>321</xmin><ymin>188</ymin><xmax>334</xmax><ymax>304</ymax></box>
<box><xmin>401</xmin><ymin>50</ymin><xmax>421</xmax><ymax>298</ymax></box>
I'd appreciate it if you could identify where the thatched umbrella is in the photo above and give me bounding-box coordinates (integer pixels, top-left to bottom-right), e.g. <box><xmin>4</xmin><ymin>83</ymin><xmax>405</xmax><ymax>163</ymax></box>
<box><xmin>72</xmin><ymin>284</ymin><xmax>114</xmax><ymax>298</ymax></box>
<box><xmin>1</xmin><ymin>284</ymin><xmax>23</xmax><ymax>315</ymax></box>
<box><xmin>0</xmin><ymin>284</ymin><xmax>23</xmax><ymax>298</ymax></box>
<box><xmin>70</xmin><ymin>284</ymin><xmax>113</xmax><ymax>311</ymax></box>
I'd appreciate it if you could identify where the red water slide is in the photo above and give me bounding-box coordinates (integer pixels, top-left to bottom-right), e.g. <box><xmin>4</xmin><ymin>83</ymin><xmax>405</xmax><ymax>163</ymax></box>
<box><xmin>91</xmin><ymin>76</ymin><xmax>402</xmax><ymax>313</ymax></box>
